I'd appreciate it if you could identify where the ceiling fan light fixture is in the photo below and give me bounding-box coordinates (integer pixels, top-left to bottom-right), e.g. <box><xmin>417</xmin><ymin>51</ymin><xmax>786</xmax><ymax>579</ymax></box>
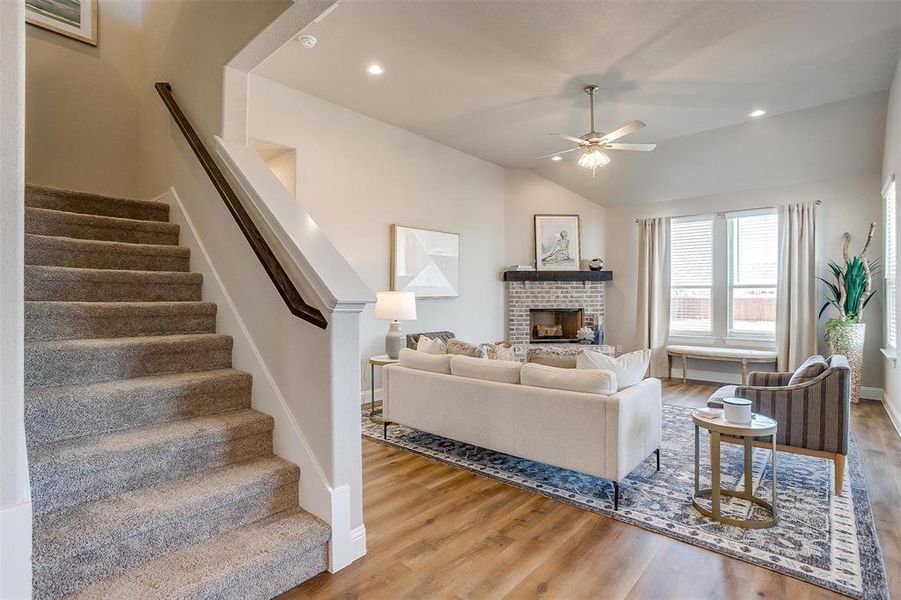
<box><xmin>578</xmin><ymin>147</ymin><xmax>610</xmax><ymax>174</ymax></box>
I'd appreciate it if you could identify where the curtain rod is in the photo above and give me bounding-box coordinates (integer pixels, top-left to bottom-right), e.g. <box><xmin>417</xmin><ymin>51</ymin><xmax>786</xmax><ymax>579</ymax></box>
<box><xmin>634</xmin><ymin>199</ymin><xmax>822</xmax><ymax>223</ymax></box>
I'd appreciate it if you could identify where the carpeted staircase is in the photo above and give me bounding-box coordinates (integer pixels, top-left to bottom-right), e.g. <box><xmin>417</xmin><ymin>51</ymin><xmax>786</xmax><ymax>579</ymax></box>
<box><xmin>24</xmin><ymin>185</ymin><xmax>330</xmax><ymax>599</ymax></box>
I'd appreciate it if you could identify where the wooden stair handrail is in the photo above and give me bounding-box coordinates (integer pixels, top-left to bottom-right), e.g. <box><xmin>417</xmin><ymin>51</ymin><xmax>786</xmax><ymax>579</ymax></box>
<box><xmin>155</xmin><ymin>82</ymin><xmax>327</xmax><ymax>330</ymax></box>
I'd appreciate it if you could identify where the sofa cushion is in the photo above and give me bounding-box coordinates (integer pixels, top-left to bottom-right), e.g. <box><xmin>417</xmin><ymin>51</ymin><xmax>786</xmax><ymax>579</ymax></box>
<box><xmin>416</xmin><ymin>335</ymin><xmax>447</xmax><ymax>354</ymax></box>
<box><xmin>576</xmin><ymin>349</ymin><xmax>650</xmax><ymax>390</ymax></box>
<box><xmin>447</xmin><ymin>338</ymin><xmax>489</xmax><ymax>358</ymax></box>
<box><xmin>520</xmin><ymin>362</ymin><xmax>617</xmax><ymax>395</ymax></box>
<box><xmin>450</xmin><ymin>355</ymin><xmax>521</xmax><ymax>384</ymax></box>
<box><xmin>706</xmin><ymin>384</ymin><xmax>739</xmax><ymax>409</ymax></box>
<box><xmin>789</xmin><ymin>354</ymin><xmax>828</xmax><ymax>385</ymax></box>
<box><xmin>399</xmin><ymin>348</ymin><xmax>452</xmax><ymax>374</ymax></box>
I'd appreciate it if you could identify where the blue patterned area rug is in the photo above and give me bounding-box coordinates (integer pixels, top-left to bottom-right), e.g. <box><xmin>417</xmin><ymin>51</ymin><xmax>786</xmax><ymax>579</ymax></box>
<box><xmin>362</xmin><ymin>405</ymin><xmax>888</xmax><ymax>599</ymax></box>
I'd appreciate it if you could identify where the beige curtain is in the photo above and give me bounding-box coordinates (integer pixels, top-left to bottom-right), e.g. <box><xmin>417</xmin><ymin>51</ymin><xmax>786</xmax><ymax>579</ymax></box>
<box><xmin>637</xmin><ymin>217</ymin><xmax>670</xmax><ymax>377</ymax></box>
<box><xmin>777</xmin><ymin>202</ymin><xmax>817</xmax><ymax>371</ymax></box>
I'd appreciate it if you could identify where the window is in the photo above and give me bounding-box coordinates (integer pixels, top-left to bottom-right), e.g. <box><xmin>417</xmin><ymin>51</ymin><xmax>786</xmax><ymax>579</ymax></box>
<box><xmin>669</xmin><ymin>209</ymin><xmax>778</xmax><ymax>343</ymax></box>
<box><xmin>729</xmin><ymin>212</ymin><xmax>778</xmax><ymax>337</ymax></box>
<box><xmin>885</xmin><ymin>176</ymin><xmax>897</xmax><ymax>350</ymax></box>
<box><xmin>670</xmin><ymin>218</ymin><xmax>713</xmax><ymax>335</ymax></box>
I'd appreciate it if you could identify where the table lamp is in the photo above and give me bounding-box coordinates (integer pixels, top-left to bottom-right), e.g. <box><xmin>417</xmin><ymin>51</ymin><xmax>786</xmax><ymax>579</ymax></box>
<box><xmin>375</xmin><ymin>291</ymin><xmax>417</xmax><ymax>359</ymax></box>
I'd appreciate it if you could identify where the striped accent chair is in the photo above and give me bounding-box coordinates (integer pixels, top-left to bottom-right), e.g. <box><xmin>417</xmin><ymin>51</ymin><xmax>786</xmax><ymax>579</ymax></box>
<box><xmin>707</xmin><ymin>355</ymin><xmax>851</xmax><ymax>494</ymax></box>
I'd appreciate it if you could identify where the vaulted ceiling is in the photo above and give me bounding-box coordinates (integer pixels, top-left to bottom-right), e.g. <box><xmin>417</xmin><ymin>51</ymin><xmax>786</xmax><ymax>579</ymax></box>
<box><xmin>254</xmin><ymin>0</ymin><xmax>901</xmax><ymax>205</ymax></box>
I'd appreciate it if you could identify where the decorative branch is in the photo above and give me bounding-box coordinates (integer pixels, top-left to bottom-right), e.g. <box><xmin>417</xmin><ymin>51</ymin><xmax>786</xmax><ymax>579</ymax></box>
<box><xmin>842</xmin><ymin>232</ymin><xmax>851</xmax><ymax>263</ymax></box>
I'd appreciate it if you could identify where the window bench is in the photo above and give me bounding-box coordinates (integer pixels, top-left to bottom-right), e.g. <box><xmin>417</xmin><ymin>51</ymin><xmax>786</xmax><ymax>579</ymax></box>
<box><xmin>665</xmin><ymin>345</ymin><xmax>778</xmax><ymax>384</ymax></box>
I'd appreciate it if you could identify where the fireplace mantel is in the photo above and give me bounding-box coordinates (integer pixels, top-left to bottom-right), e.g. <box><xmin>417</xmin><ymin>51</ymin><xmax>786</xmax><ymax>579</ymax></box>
<box><xmin>502</xmin><ymin>270</ymin><xmax>613</xmax><ymax>282</ymax></box>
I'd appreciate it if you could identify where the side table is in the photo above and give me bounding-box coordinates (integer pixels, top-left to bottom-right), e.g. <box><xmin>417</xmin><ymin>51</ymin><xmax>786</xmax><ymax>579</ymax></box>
<box><xmin>692</xmin><ymin>410</ymin><xmax>778</xmax><ymax>529</ymax></box>
<box><xmin>368</xmin><ymin>354</ymin><xmax>398</xmax><ymax>438</ymax></box>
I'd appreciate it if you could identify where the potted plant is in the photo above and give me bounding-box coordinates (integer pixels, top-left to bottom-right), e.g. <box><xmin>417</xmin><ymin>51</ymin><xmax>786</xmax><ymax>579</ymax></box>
<box><xmin>818</xmin><ymin>223</ymin><xmax>877</xmax><ymax>403</ymax></box>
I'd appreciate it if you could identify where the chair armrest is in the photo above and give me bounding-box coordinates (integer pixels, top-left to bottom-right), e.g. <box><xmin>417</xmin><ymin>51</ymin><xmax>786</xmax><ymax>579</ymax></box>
<box><xmin>747</xmin><ymin>371</ymin><xmax>793</xmax><ymax>386</ymax></box>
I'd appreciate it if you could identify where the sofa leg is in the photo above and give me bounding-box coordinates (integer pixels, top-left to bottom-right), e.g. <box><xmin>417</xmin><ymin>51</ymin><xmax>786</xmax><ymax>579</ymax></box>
<box><xmin>654</xmin><ymin>448</ymin><xmax>660</xmax><ymax>471</ymax></box>
<box><xmin>612</xmin><ymin>481</ymin><xmax>619</xmax><ymax>511</ymax></box>
<box><xmin>384</xmin><ymin>422</ymin><xmax>388</xmax><ymax>440</ymax></box>
<box><xmin>834</xmin><ymin>453</ymin><xmax>845</xmax><ymax>495</ymax></box>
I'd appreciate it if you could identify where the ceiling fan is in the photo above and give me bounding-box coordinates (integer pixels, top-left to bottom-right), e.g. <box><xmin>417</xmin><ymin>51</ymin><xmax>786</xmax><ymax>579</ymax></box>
<box><xmin>538</xmin><ymin>85</ymin><xmax>656</xmax><ymax>175</ymax></box>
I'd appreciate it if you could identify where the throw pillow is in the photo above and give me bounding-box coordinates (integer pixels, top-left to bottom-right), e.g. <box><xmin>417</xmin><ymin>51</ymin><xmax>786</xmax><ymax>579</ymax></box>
<box><xmin>788</xmin><ymin>354</ymin><xmax>828</xmax><ymax>385</ymax></box>
<box><xmin>416</xmin><ymin>335</ymin><xmax>447</xmax><ymax>354</ymax></box>
<box><xmin>526</xmin><ymin>346</ymin><xmax>580</xmax><ymax>368</ymax></box>
<box><xmin>398</xmin><ymin>348</ymin><xmax>452</xmax><ymax>374</ymax></box>
<box><xmin>450</xmin><ymin>355</ymin><xmax>521</xmax><ymax>384</ymax></box>
<box><xmin>520</xmin><ymin>362</ymin><xmax>617</xmax><ymax>395</ymax></box>
<box><xmin>487</xmin><ymin>342</ymin><xmax>517</xmax><ymax>361</ymax></box>
<box><xmin>447</xmin><ymin>338</ymin><xmax>489</xmax><ymax>359</ymax></box>
<box><xmin>576</xmin><ymin>349</ymin><xmax>650</xmax><ymax>391</ymax></box>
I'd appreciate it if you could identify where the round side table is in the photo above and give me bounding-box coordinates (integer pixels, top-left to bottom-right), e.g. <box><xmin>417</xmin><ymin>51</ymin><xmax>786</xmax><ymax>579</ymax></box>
<box><xmin>692</xmin><ymin>410</ymin><xmax>778</xmax><ymax>529</ymax></box>
<box><xmin>368</xmin><ymin>354</ymin><xmax>398</xmax><ymax>438</ymax></box>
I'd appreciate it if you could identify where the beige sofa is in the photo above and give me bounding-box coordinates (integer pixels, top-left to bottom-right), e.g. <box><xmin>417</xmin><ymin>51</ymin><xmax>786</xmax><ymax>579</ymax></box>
<box><xmin>383</xmin><ymin>351</ymin><xmax>663</xmax><ymax>509</ymax></box>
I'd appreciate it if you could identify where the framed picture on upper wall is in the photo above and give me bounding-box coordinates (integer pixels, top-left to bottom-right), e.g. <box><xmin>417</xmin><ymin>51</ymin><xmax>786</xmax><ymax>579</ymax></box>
<box><xmin>26</xmin><ymin>0</ymin><xmax>97</xmax><ymax>46</ymax></box>
<box><xmin>391</xmin><ymin>225</ymin><xmax>460</xmax><ymax>298</ymax></box>
<box><xmin>534</xmin><ymin>214</ymin><xmax>581</xmax><ymax>271</ymax></box>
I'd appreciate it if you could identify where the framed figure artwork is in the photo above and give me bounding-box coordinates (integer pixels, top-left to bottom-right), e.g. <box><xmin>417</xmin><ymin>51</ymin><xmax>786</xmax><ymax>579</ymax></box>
<box><xmin>534</xmin><ymin>214</ymin><xmax>581</xmax><ymax>271</ymax></box>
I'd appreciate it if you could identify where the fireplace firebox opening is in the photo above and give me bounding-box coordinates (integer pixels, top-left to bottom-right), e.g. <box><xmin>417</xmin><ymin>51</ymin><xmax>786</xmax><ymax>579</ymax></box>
<box><xmin>530</xmin><ymin>308</ymin><xmax>583</xmax><ymax>343</ymax></box>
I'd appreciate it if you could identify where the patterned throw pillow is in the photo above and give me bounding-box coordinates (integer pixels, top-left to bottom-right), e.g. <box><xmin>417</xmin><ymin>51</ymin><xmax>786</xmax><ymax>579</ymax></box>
<box><xmin>446</xmin><ymin>338</ymin><xmax>489</xmax><ymax>359</ymax></box>
<box><xmin>487</xmin><ymin>342</ymin><xmax>517</xmax><ymax>361</ymax></box>
<box><xmin>526</xmin><ymin>345</ymin><xmax>581</xmax><ymax>368</ymax></box>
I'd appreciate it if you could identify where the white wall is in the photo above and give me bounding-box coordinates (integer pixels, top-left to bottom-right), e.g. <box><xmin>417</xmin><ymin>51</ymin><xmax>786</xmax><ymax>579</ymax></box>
<box><xmin>606</xmin><ymin>172</ymin><xmax>886</xmax><ymax>387</ymax></box>
<box><xmin>25</xmin><ymin>0</ymin><xmax>144</xmax><ymax>197</ymax></box>
<box><xmin>1</xmin><ymin>2</ymin><xmax>32</xmax><ymax>597</ymax></box>
<box><xmin>882</xmin><ymin>56</ymin><xmax>901</xmax><ymax>432</ymax></box>
<box><xmin>247</xmin><ymin>74</ymin><xmax>507</xmax><ymax>393</ymax></box>
<box><xmin>504</xmin><ymin>168</ymin><xmax>606</xmax><ymax>268</ymax></box>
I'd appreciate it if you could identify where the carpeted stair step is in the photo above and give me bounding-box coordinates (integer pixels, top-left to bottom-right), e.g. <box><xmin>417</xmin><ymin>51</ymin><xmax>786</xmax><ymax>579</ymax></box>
<box><xmin>25</xmin><ymin>265</ymin><xmax>203</xmax><ymax>302</ymax></box>
<box><xmin>26</xmin><ymin>234</ymin><xmax>190</xmax><ymax>272</ymax></box>
<box><xmin>25</xmin><ymin>333</ymin><xmax>233</xmax><ymax>389</ymax></box>
<box><xmin>29</xmin><ymin>409</ymin><xmax>274</xmax><ymax>515</ymax></box>
<box><xmin>26</xmin><ymin>207</ymin><xmax>180</xmax><ymax>245</ymax></box>
<box><xmin>25</xmin><ymin>301</ymin><xmax>217</xmax><ymax>341</ymax></box>
<box><xmin>26</xmin><ymin>185</ymin><xmax>170</xmax><ymax>222</ymax></box>
<box><xmin>25</xmin><ymin>369</ymin><xmax>252</xmax><ymax>446</ymax></box>
<box><xmin>65</xmin><ymin>507</ymin><xmax>330</xmax><ymax>600</ymax></box>
<box><xmin>32</xmin><ymin>457</ymin><xmax>301</xmax><ymax>600</ymax></box>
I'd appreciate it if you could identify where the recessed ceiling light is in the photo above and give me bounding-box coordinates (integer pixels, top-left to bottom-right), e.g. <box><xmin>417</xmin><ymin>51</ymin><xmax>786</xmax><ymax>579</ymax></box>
<box><xmin>748</xmin><ymin>109</ymin><xmax>766</xmax><ymax>118</ymax></box>
<box><xmin>551</xmin><ymin>155</ymin><xmax>562</xmax><ymax>161</ymax></box>
<box><xmin>366</xmin><ymin>64</ymin><xmax>385</xmax><ymax>76</ymax></box>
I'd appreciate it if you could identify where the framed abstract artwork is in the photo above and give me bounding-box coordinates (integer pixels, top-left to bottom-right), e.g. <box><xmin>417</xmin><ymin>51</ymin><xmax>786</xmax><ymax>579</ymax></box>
<box><xmin>391</xmin><ymin>225</ymin><xmax>460</xmax><ymax>298</ymax></box>
<box><xmin>26</xmin><ymin>0</ymin><xmax>97</xmax><ymax>46</ymax></box>
<box><xmin>534</xmin><ymin>214</ymin><xmax>581</xmax><ymax>271</ymax></box>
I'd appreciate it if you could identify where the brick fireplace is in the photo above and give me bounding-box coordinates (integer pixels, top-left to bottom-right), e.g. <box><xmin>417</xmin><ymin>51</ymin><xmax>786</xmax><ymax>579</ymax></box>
<box><xmin>505</xmin><ymin>279</ymin><xmax>606</xmax><ymax>347</ymax></box>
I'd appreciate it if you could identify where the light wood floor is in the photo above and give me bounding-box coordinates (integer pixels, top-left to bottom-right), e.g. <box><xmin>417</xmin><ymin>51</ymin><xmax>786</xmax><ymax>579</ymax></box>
<box><xmin>282</xmin><ymin>380</ymin><xmax>900</xmax><ymax>599</ymax></box>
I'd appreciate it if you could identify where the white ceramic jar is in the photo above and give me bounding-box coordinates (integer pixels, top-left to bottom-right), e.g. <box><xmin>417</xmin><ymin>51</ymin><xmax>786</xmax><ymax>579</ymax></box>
<box><xmin>723</xmin><ymin>397</ymin><xmax>753</xmax><ymax>425</ymax></box>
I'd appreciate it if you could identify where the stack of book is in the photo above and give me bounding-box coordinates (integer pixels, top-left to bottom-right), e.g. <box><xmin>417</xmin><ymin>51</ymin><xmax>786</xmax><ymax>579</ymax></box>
<box><xmin>506</xmin><ymin>265</ymin><xmax>534</xmax><ymax>271</ymax></box>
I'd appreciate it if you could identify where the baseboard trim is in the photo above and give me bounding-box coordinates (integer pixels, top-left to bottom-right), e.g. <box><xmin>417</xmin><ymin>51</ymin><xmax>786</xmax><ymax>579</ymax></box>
<box><xmin>860</xmin><ymin>386</ymin><xmax>885</xmax><ymax>401</ymax></box>
<box><xmin>350</xmin><ymin>524</ymin><xmax>367</xmax><ymax>562</ymax></box>
<box><xmin>882</xmin><ymin>391</ymin><xmax>901</xmax><ymax>438</ymax></box>
<box><xmin>0</xmin><ymin>500</ymin><xmax>32</xmax><ymax>599</ymax></box>
<box><xmin>673</xmin><ymin>368</ymin><xmax>885</xmax><ymax>401</ymax></box>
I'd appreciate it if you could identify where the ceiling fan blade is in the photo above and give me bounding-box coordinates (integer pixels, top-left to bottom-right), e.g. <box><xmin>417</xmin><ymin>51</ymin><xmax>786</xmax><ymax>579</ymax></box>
<box><xmin>533</xmin><ymin>147</ymin><xmax>581</xmax><ymax>160</ymax></box>
<box><xmin>600</xmin><ymin>120</ymin><xmax>645</xmax><ymax>143</ymax></box>
<box><xmin>550</xmin><ymin>133</ymin><xmax>589</xmax><ymax>145</ymax></box>
<box><xmin>604</xmin><ymin>142</ymin><xmax>656</xmax><ymax>152</ymax></box>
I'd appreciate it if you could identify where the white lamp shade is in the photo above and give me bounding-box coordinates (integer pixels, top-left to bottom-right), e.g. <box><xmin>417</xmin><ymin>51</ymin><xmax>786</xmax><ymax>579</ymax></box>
<box><xmin>375</xmin><ymin>291</ymin><xmax>417</xmax><ymax>321</ymax></box>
